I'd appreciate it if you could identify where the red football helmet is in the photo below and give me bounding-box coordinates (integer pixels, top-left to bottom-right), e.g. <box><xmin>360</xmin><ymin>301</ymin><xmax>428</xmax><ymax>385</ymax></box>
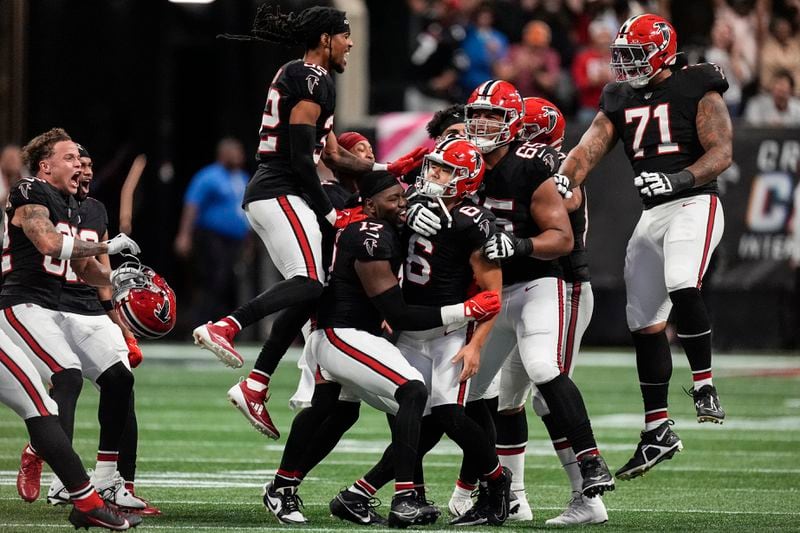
<box><xmin>465</xmin><ymin>80</ymin><xmax>525</xmax><ymax>153</ymax></box>
<box><xmin>610</xmin><ymin>14</ymin><xmax>678</xmax><ymax>88</ymax></box>
<box><xmin>112</xmin><ymin>259</ymin><xmax>177</xmax><ymax>339</ymax></box>
<box><xmin>417</xmin><ymin>138</ymin><xmax>485</xmax><ymax>199</ymax></box>
<box><xmin>522</xmin><ymin>97</ymin><xmax>566</xmax><ymax>149</ymax></box>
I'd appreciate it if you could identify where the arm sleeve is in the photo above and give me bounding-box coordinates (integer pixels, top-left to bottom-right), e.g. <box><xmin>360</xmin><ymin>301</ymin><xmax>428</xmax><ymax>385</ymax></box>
<box><xmin>290</xmin><ymin>124</ymin><xmax>334</xmax><ymax>217</ymax></box>
<box><xmin>370</xmin><ymin>284</ymin><xmax>444</xmax><ymax>331</ymax></box>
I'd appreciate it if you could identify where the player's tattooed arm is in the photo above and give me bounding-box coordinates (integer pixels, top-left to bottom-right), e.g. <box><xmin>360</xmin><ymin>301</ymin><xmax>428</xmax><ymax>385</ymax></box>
<box><xmin>529</xmin><ymin>179</ymin><xmax>574</xmax><ymax>260</ymax></box>
<box><xmin>14</xmin><ymin>204</ymin><xmax>107</xmax><ymax>259</ymax></box>
<box><xmin>452</xmin><ymin>250</ymin><xmax>503</xmax><ymax>381</ymax></box>
<box><xmin>322</xmin><ymin>132</ymin><xmax>374</xmax><ymax>174</ymax></box>
<box><xmin>71</xmin><ymin>257</ymin><xmax>112</xmax><ymax>287</ymax></box>
<box><xmin>687</xmin><ymin>91</ymin><xmax>733</xmax><ymax>185</ymax></box>
<box><xmin>560</xmin><ymin>111</ymin><xmax>617</xmax><ymax>188</ymax></box>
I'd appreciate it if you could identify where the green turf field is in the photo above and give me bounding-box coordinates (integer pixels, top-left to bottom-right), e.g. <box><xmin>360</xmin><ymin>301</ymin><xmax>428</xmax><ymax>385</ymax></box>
<box><xmin>1</xmin><ymin>345</ymin><xmax>799</xmax><ymax>532</ymax></box>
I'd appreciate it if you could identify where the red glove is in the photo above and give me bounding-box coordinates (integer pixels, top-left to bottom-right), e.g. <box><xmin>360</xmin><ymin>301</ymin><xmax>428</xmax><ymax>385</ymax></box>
<box><xmin>126</xmin><ymin>336</ymin><xmax>143</xmax><ymax>369</ymax></box>
<box><xmin>334</xmin><ymin>207</ymin><xmax>368</xmax><ymax>230</ymax></box>
<box><xmin>387</xmin><ymin>146</ymin><xmax>429</xmax><ymax>177</ymax></box>
<box><xmin>463</xmin><ymin>290</ymin><xmax>501</xmax><ymax>322</ymax></box>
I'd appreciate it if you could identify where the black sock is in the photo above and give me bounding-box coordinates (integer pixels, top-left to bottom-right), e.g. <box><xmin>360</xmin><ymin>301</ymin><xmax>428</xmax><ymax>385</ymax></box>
<box><xmin>496</xmin><ymin>408</ymin><xmax>528</xmax><ymax>454</ymax></box>
<box><xmin>117</xmin><ymin>390</ymin><xmax>138</xmax><ymax>481</ymax></box>
<box><xmin>392</xmin><ymin>381</ymin><xmax>427</xmax><ymax>484</ymax></box>
<box><xmin>434</xmin><ymin>404</ymin><xmax>497</xmax><ymax>476</ymax></box>
<box><xmin>364</xmin><ymin>443</ymin><xmax>395</xmax><ymax>491</ymax></box>
<box><xmin>96</xmin><ymin>363</ymin><xmax>134</xmax><ymax>452</ymax></box>
<box><xmin>253</xmin><ymin>302</ymin><xmax>315</xmax><ymax>376</ymax></box>
<box><xmin>632</xmin><ymin>330</ymin><xmax>673</xmax><ymax>420</ymax></box>
<box><xmin>670</xmin><ymin>287</ymin><xmax>713</xmax><ymax>377</ymax></box>
<box><xmin>26</xmin><ymin>415</ymin><xmax>89</xmax><ymax>490</ymax></box>
<box><xmin>541</xmin><ymin>413</ymin><xmax>564</xmax><ymax>442</ymax></box>
<box><xmin>296</xmin><ymin>397</ymin><xmax>360</xmax><ymax>476</ymax></box>
<box><xmin>460</xmin><ymin>399</ymin><xmax>496</xmax><ymax>485</ymax></box>
<box><xmin>49</xmin><ymin>369</ymin><xmax>83</xmax><ymax>443</ymax></box>
<box><xmin>279</xmin><ymin>383</ymin><xmax>341</xmax><ymax>475</ymax></box>
<box><xmin>230</xmin><ymin>276</ymin><xmax>323</xmax><ymax>330</ymax></box>
<box><xmin>536</xmin><ymin>374</ymin><xmax>597</xmax><ymax>457</ymax></box>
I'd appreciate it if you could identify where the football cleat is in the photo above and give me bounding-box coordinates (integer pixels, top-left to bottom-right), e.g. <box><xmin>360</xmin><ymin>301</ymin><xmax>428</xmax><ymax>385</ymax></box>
<box><xmin>545</xmin><ymin>492</ymin><xmax>608</xmax><ymax>526</ymax></box>
<box><xmin>387</xmin><ymin>491</ymin><xmax>429</xmax><ymax>528</ymax></box>
<box><xmin>227</xmin><ymin>380</ymin><xmax>280</xmax><ymax>439</ymax></box>
<box><xmin>329</xmin><ymin>489</ymin><xmax>387</xmax><ymax>526</ymax></box>
<box><xmin>192</xmin><ymin>322</ymin><xmax>243</xmax><ymax>368</ymax></box>
<box><xmin>122</xmin><ymin>481</ymin><xmax>161</xmax><ymax>515</ymax></box>
<box><xmin>450</xmin><ymin>484</ymin><xmax>490</xmax><ymax>527</ymax></box>
<box><xmin>17</xmin><ymin>444</ymin><xmax>43</xmax><ymax>503</ymax></box>
<box><xmin>93</xmin><ymin>473</ymin><xmax>146</xmax><ymax>511</ymax></box>
<box><xmin>447</xmin><ymin>488</ymin><xmax>474</xmax><ymax>517</ymax></box>
<box><xmin>485</xmin><ymin>467</ymin><xmax>512</xmax><ymax>525</ymax></box>
<box><xmin>615</xmin><ymin>420</ymin><xmax>683</xmax><ymax>480</ymax></box>
<box><xmin>263</xmin><ymin>483</ymin><xmax>307</xmax><ymax>525</ymax></box>
<box><xmin>68</xmin><ymin>501</ymin><xmax>141</xmax><ymax>530</ymax></box>
<box><xmin>579</xmin><ymin>455</ymin><xmax>615</xmax><ymax>497</ymax></box>
<box><xmin>48</xmin><ymin>477</ymin><xmax>70</xmax><ymax>506</ymax></box>
<box><xmin>507</xmin><ymin>489</ymin><xmax>533</xmax><ymax>521</ymax></box>
<box><xmin>414</xmin><ymin>492</ymin><xmax>441</xmax><ymax>526</ymax></box>
<box><xmin>689</xmin><ymin>385</ymin><xmax>726</xmax><ymax>424</ymax></box>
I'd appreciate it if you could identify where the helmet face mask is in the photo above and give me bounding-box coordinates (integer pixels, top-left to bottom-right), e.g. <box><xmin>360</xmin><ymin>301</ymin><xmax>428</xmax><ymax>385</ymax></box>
<box><xmin>610</xmin><ymin>15</ymin><xmax>677</xmax><ymax>89</ymax></box>
<box><xmin>112</xmin><ymin>259</ymin><xmax>177</xmax><ymax>339</ymax></box>
<box><xmin>415</xmin><ymin>138</ymin><xmax>485</xmax><ymax>200</ymax></box>
<box><xmin>465</xmin><ymin>80</ymin><xmax>525</xmax><ymax>153</ymax></box>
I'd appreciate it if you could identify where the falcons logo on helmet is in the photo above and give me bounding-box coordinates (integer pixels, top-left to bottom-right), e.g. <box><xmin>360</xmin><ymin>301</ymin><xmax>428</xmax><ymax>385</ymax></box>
<box><xmin>542</xmin><ymin>106</ymin><xmax>558</xmax><ymax>133</ymax></box>
<box><xmin>154</xmin><ymin>298</ymin><xmax>172</xmax><ymax>324</ymax></box>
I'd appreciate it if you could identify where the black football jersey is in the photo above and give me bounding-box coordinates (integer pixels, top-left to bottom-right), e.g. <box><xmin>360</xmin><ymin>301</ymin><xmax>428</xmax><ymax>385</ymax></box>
<box><xmin>0</xmin><ymin>177</ymin><xmax>80</xmax><ymax>310</ymax></box>
<box><xmin>316</xmin><ymin>217</ymin><xmax>404</xmax><ymax>336</ymax></box>
<box><xmin>59</xmin><ymin>197</ymin><xmax>108</xmax><ymax>316</ymax></box>
<box><xmin>403</xmin><ymin>198</ymin><xmax>496</xmax><ymax>306</ymax></box>
<box><xmin>479</xmin><ymin>141</ymin><xmax>563</xmax><ymax>285</ymax></box>
<box><xmin>600</xmin><ymin>63</ymin><xmax>729</xmax><ymax>209</ymax></box>
<box><xmin>244</xmin><ymin>60</ymin><xmax>336</xmax><ymax>205</ymax></box>
<box><xmin>560</xmin><ymin>185</ymin><xmax>590</xmax><ymax>283</ymax></box>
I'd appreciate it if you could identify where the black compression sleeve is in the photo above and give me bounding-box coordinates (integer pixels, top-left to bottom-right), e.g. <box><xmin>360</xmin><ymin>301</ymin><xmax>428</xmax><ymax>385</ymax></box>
<box><xmin>370</xmin><ymin>284</ymin><xmax>444</xmax><ymax>331</ymax></box>
<box><xmin>290</xmin><ymin>124</ymin><xmax>334</xmax><ymax>217</ymax></box>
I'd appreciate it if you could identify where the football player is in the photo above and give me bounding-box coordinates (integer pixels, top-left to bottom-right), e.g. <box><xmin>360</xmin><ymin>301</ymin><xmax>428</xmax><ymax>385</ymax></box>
<box><xmin>420</xmin><ymin>81</ymin><xmax>614</xmax><ymax>512</ymax></box>
<box><xmin>0</xmin><ymin>128</ymin><xmax>141</xmax><ymax>528</ymax></box>
<box><xmin>263</xmin><ymin>171</ymin><xmax>501</xmax><ymax>527</ymax></box>
<box><xmin>556</xmin><ymin>14</ymin><xmax>730</xmax><ymax>480</ymax></box>
<box><xmin>0</xmin><ymin>328</ymin><xmax>140</xmax><ymax>530</ymax></box>
<box><xmin>478</xmin><ymin>98</ymin><xmax>608</xmax><ymax>525</ymax></box>
<box><xmin>193</xmin><ymin>5</ymin><xmax>425</xmax><ymax>439</ymax></box>
<box><xmin>26</xmin><ymin>144</ymin><xmax>158</xmax><ymax>514</ymax></box>
<box><xmin>331</xmin><ymin>139</ymin><xmax>512</xmax><ymax>528</ymax></box>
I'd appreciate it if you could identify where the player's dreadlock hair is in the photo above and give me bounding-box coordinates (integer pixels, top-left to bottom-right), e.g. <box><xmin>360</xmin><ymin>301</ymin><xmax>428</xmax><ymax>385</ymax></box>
<box><xmin>426</xmin><ymin>104</ymin><xmax>465</xmax><ymax>139</ymax></box>
<box><xmin>22</xmin><ymin>127</ymin><xmax>72</xmax><ymax>172</ymax></box>
<box><xmin>220</xmin><ymin>4</ymin><xmax>349</xmax><ymax>51</ymax></box>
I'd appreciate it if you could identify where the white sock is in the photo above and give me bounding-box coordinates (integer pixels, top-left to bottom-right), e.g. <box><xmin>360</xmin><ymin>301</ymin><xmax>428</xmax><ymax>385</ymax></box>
<box><xmin>93</xmin><ymin>452</ymin><xmax>118</xmax><ymax>483</ymax></box>
<box><xmin>556</xmin><ymin>447</ymin><xmax>583</xmax><ymax>494</ymax></box>
<box><xmin>497</xmin><ymin>446</ymin><xmax>526</xmax><ymax>491</ymax></box>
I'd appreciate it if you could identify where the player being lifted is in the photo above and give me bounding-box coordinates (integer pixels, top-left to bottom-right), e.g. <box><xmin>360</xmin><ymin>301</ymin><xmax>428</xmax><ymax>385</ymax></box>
<box><xmin>556</xmin><ymin>14</ymin><xmax>730</xmax><ymax>480</ymax></box>
<box><xmin>193</xmin><ymin>5</ymin><xmax>426</xmax><ymax>439</ymax></box>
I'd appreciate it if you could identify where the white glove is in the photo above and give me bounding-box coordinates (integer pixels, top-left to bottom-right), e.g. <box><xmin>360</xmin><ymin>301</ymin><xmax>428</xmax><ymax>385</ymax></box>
<box><xmin>406</xmin><ymin>202</ymin><xmax>442</xmax><ymax>237</ymax></box>
<box><xmin>105</xmin><ymin>233</ymin><xmax>141</xmax><ymax>255</ymax></box>
<box><xmin>483</xmin><ymin>232</ymin><xmax>532</xmax><ymax>260</ymax></box>
<box><xmin>552</xmin><ymin>174</ymin><xmax>573</xmax><ymax>199</ymax></box>
<box><xmin>633</xmin><ymin>170</ymin><xmax>695</xmax><ymax>198</ymax></box>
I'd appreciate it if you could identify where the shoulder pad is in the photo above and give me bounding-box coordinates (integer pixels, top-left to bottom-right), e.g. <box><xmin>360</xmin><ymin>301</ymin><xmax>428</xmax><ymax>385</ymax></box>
<box><xmin>678</xmin><ymin>63</ymin><xmax>729</xmax><ymax>98</ymax></box>
<box><xmin>284</xmin><ymin>61</ymin><xmax>331</xmax><ymax>102</ymax></box>
<box><xmin>9</xmin><ymin>177</ymin><xmax>53</xmax><ymax>208</ymax></box>
<box><xmin>511</xmin><ymin>142</ymin><xmax>561</xmax><ymax>176</ymax></box>
<box><xmin>599</xmin><ymin>82</ymin><xmax>629</xmax><ymax>114</ymax></box>
<box><xmin>345</xmin><ymin>218</ymin><xmax>398</xmax><ymax>261</ymax></box>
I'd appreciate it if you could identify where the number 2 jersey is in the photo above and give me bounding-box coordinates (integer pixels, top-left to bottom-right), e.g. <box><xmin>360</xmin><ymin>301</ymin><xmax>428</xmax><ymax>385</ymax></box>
<box><xmin>58</xmin><ymin>197</ymin><xmax>108</xmax><ymax>316</ymax></box>
<box><xmin>316</xmin><ymin>218</ymin><xmax>404</xmax><ymax>336</ymax></box>
<box><xmin>403</xmin><ymin>199</ymin><xmax>496</xmax><ymax>306</ymax></box>
<box><xmin>600</xmin><ymin>63</ymin><xmax>729</xmax><ymax>209</ymax></box>
<box><xmin>0</xmin><ymin>177</ymin><xmax>80</xmax><ymax>310</ymax></box>
<box><xmin>243</xmin><ymin>60</ymin><xmax>336</xmax><ymax>206</ymax></box>
<box><xmin>479</xmin><ymin>140</ymin><xmax>564</xmax><ymax>285</ymax></box>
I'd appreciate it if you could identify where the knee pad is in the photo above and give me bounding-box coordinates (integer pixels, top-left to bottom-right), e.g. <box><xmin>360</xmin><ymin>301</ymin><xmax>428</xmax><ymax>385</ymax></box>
<box><xmin>527</xmin><ymin>359</ymin><xmax>561</xmax><ymax>385</ymax></box>
<box><xmin>97</xmin><ymin>362</ymin><xmax>134</xmax><ymax>394</ymax></box>
<box><xmin>669</xmin><ymin>287</ymin><xmax>710</xmax><ymax>335</ymax></box>
<box><xmin>395</xmin><ymin>380</ymin><xmax>427</xmax><ymax>406</ymax></box>
<box><xmin>292</xmin><ymin>276</ymin><xmax>324</xmax><ymax>299</ymax></box>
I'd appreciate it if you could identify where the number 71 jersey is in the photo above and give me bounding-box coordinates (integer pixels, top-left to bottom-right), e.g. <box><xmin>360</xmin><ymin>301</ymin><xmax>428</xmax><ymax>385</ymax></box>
<box><xmin>600</xmin><ymin>63</ymin><xmax>728</xmax><ymax>207</ymax></box>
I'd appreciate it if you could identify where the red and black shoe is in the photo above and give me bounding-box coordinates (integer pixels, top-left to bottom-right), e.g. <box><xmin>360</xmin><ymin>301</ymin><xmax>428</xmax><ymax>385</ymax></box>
<box><xmin>68</xmin><ymin>501</ymin><xmax>142</xmax><ymax>530</ymax></box>
<box><xmin>17</xmin><ymin>444</ymin><xmax>43</xmax><ymax>503</ymax></box>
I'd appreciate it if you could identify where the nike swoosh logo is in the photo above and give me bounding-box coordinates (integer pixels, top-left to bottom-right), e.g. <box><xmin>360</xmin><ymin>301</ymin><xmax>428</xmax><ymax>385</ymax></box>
<box><xmin>655</xmin><ymin>428</ymin><xmax>669</xmax><ymax>441</ymax></box>
<box><xmin>524</xmin><ymin>284</ymin><xmax>538</xmax><ymax>292</ymax></box>
<box><xmin>681</xmin><ymin>202</ymin><xmax>695</xmax><ymax>207</ymax></box>
<box><xmin>473</xmin><ymin>215</ymin><xmax>483</xmax><ymax>223</ymax></box>
<box><xmin>588</xmin><ymin>475</ymin><xmax>606</xmax><ymax>481</ymax></box>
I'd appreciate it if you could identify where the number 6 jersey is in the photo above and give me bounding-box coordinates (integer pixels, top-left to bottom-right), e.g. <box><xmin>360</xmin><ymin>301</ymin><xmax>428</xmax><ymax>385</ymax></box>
<box><xmin>0</xmin><ymin>177</ymin><xmax>80</xmax><ymax>310</ymax></box>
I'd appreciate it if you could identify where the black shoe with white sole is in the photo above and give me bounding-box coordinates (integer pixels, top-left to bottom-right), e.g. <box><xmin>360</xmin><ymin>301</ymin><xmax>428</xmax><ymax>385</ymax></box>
<box><xmin>579</xmin><ymin>455</ymin><xmax>615</xmax><ymax>497</ymax></box>
<box><xmin>263</xmin><ymin>483</ymin><xmax>307</xmax><ymax>525</ymax></box>
<box><xmin>330</xmin><ymin>489</ymin><xmax>387</xmax><ymax>526</ymax></box>
<box><xmin>615</xmin><ymin>420</ymin><xmax>683</xmax><ymax>480</ymax></box>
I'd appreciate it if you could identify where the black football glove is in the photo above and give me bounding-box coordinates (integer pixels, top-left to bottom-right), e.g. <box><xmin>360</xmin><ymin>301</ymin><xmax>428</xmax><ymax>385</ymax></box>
<box><xmin>634</xmin><ymin>170</ymin><xmax>695</xmax><ymax>198</ymax></box>
<box><xmin>483</xmin><ymin>231</ymin><xmax>533</xmax><ymax>261</ymax></box>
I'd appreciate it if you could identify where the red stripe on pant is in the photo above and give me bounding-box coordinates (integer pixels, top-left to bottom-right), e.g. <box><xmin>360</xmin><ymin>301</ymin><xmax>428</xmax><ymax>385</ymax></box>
<box><xmin>697</xmin><ymin>196</ymin><xmax>718</xmax><ymax>288</ymax></box>
<box><xmin>324</xmin><ymin>329</ymin><xmax>409</xmax><ymax>387</ymax></box>
<box><xmin>4</xmin><ymin>308</ymin><xmax>63</xmax><ymax>373</ymax></box>
<box><xmin>556</xmin><ymin>280</ymin><xmax>565</xmax><ymax>373</ymax></box>
<box><xmin>0</xmin><ymin>347</ymin><xmax>52</xmax><ymax>417</ymax></box>
<box><xmin>456</xmin><ymin>379</ymin><xmax>467</xmax><ymax>406</ymax></box>
<box><xmin>277</xmin><ymin>196</ymin><xmax>319</xmax><ymax>281</ymax></box>
<box><xmin>563</xmin><ymin>282</ymin><xmax>581</xmax><ymax>374</ymax></box>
